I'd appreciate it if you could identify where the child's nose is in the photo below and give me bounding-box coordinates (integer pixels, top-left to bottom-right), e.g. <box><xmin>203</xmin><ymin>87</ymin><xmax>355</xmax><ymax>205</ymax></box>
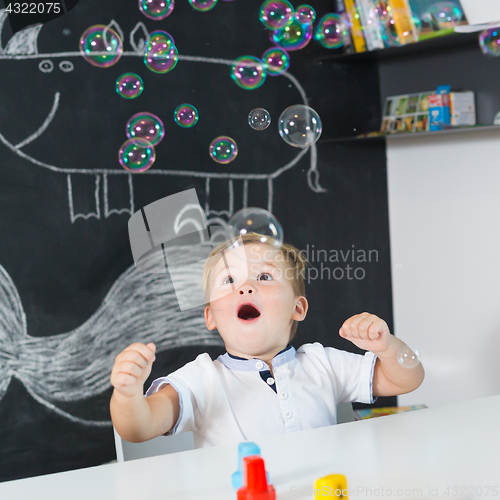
<box><xmin>238</xmin><ymin>283</ymin><xmax>255</xmax><ymax>295</ymax></box>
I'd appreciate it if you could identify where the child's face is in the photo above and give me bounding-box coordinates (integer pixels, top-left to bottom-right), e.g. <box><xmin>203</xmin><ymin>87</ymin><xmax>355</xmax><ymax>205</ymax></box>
<box><xmin>204</xmin><ymin>243</ymin><xmax>307</xmax><ymax>359</ymax></box>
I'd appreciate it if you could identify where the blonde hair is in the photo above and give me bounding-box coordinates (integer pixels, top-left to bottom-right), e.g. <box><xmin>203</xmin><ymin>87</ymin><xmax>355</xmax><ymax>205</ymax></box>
<box><xmin>203</xmin><ymin>233</ymin><xmax>309</xmax><ymax>341</ymax></box>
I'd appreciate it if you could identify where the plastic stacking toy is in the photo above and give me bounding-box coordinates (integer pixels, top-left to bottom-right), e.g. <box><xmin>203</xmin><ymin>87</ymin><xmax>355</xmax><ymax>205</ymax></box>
<box><xmin>237</xmin><ymin>456</ymin><xmax>276</xmax><ymax>500</ymax></box>
<box><xmin>232</xmin><ymin>442</ymin><xmax>269</xmax><ymax>489</ymax></box>
<box><xmin>313</xmin><ymin>474</ymin><xmax>348</xmax><ymax>499</ymax></box>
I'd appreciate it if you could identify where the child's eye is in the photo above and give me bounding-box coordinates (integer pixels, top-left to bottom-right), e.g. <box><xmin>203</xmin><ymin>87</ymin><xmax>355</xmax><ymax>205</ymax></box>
<box><xmin>222</xmin><ymin>276</ymin><xmax>235</xmax><ymax>285</ymax></box>
<box><xmin>257</xmin><ymin>272</ymin><xmax>273</xmax><ymax>281</ymax></box>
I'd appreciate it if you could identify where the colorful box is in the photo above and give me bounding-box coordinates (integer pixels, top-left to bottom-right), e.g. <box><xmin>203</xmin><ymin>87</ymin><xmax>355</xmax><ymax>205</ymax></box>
<box><xmin>450</xmin><ymin>91</ymin><xmax>476</xmax><ymax>126</ymax></box>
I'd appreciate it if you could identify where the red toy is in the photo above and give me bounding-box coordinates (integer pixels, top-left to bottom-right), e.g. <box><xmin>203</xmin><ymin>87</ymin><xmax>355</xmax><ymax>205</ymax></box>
<box><xmin>237</xmin><ymin>455</ymin><xmax>276</xmax><ymax>500</ymax></box>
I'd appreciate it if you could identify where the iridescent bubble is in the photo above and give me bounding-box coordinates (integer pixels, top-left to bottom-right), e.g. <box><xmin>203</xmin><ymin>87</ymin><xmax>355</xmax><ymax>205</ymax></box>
<box><xmin>494</xmin><ymin>110</ymin><xmax>500</xmax><ymax>125</ymax></box>
<box><xmin>118</xmin><ymin>138</ymin><xmax>156</xmax><ymax>172</ymax></box>
<box><xmin>139</xmin><ymin>0</ymin><xmax>174</xmax><ymax>20</ymax></box>
<box><xmin>174</xmin><ymin>104</ymin><xmax>199</xmax><ymax>128</ymax></box>
<box><xmin>262</xmin><ymin>47</ymin><xmax>290</xmax><ymax>76</ymax></box>
<box><xmin>479</xmin><ymin>28</ymin><xmax>500</xmax><ymax>57</ymax></box>
<box><xmin>248</xmin><ymin>108</ymin><xmax>271</xmax><ymax>131</ymax></box>
<box><xmin>225</xmin><ymin>207</ymin><xmax>284</xmax><ymax>252</ymax></box>
<box><xmin>126</xmin><ymin>112</ymin><xmax>165</xmax><ymax>146</ymax></box>
<box><xmin>296</xmin><ymin>4</ymin><xmax>316</xmax><ymax>24</ymax></box>
<box><xmin>259</xmin><ymin>0</ymin><xmax>293</xmax><ymax>30</ymax></box>
<box><xmin>314</xmin><ymin>13</ymin><xmax>347</xmax><ymax>49</ymax></box>
<box><xmin>397</xmin><ymin>346</ymin><xmax>421</xmax><ymax>369</ymax></box>
<box><xmin>209</xmin><ymin>136</ymin><xmax>238</xmax><ymax>164</ymax></box>
<box><xmin>231</xmin><ymin>56</ymin><xmax>266</xmax><ymax>90</ymax></box>
<box><xmin>278</xmin><ymin>105</ymin><xmax>322</xmax><ymax>148</ymax></box>
<box><xmin>144</xmin><ymin>31</ymin><xmax>178</xmax><ymax>73</ymax></box>
<box><xmin>188</xmin><ymin>0</ymin><xmax>217</xmax><ymax>11</ymax></box>
<box><xmin>271</xmin><ymin>13</ymin><xmax>313</xmax><ymax>51</ymax></box>
<box><xmin>79</xmin><ymin>25</ymin><xmax>123</xmax><ymax>68</ymax></box>
<box><xmin>116</xmin><ymin>73</ymin><xmax>144</xmax><ymax>99</ymax></box>
<box><xmin>423</xmin><ymin>2</ymin><xmax>462</xmax><ymax>30</ymax></box>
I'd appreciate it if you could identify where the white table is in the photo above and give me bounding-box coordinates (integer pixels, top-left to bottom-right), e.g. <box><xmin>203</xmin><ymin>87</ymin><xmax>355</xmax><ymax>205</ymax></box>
<box><xmin>1</xmin><ymin>395</ymin><xmax>499</xmax><ymax>499</ymax></box>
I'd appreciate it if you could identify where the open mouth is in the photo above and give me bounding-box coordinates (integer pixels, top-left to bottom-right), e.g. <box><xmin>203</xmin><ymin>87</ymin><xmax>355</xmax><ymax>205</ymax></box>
<box><xmin>237</xmin><ymin>303</ymin><xmax>261</xmax><ymax>321</ymax></box>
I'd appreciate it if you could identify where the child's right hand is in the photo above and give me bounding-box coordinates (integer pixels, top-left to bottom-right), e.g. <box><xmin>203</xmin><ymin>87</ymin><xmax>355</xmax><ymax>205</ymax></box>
<box><xmin>110</xmin><ymin>342</ymin><xmax>156</xmax><ymax>398</ymax></box>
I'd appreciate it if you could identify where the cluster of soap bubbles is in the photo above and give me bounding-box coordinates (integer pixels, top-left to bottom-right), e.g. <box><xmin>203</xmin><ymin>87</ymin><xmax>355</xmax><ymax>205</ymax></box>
<box><xmin>258</xmin><ymin>0</ymin><xmax>348</xmax><ymax>52</ymax></box>
<box><xmin>118</xmin><ymin>112</ymin><xmax>165</xmax><ymax>172</ymax></box>
<box><xmin>479</xmin><ymin>27</ymin><xmax>500</xmax><ymax>57</ymax></box>
<box><xmin>144</xmin><ymin>30</ymin><xmax>178</xmax><ymax>73</ymax></box>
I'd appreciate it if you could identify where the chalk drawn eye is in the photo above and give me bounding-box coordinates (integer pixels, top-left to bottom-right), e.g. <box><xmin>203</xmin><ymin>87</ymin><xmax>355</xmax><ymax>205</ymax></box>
<box><xmin>39</xmin><ymin>60</ymin><xmax>54</xmax><ymax>73</ymax></box>
<box><xmin>59</xmin><ymin>61</ymin><xmax>74</xmax><ymax>73</ymax></box>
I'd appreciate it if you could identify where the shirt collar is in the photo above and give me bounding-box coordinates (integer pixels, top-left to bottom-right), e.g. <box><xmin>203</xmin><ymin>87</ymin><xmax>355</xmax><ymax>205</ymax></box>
<box><xmin>217</xmin><ymin>345</ymin><xmax>295</xmax><ymax>372</ymax></box>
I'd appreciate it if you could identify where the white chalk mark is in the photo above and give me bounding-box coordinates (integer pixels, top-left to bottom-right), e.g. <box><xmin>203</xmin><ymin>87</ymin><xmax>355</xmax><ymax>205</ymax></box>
<box><xmin>4</xmin><ymin>24</ymin><xmax>42</xmax><ymax>55</ymax></box>
<box><xmin>130</xmin><ymin>22</ymin><xmax>149</xmax><ymax>53</ymax></box>
<box><xmin>242</xmin><ymin>179</ymin><xmax>248</xmax><ymax>208</ymax></box>
<box><xmin>38</xmin><ymin>59</ymin><xmax>54</xmax><ymax>73</ymax></box>
<box><xmin>15</xmin><ymin>92</ymin><xmax>60</xmax><ymax>150</ymax></box>
<box><xmin>103</xmin><ymin>174</ymin><xmax>135</xmax><ymax>218</ymax></box>
<box><xmin>105</xmin><ymin>20</ymin><xmax>124</xmax><ymax>49</ymax></box>
<box><xmin>67</xmin><ymin>174</ymin><xmax>101</xmax><ymax>223</ymax></box>
<box><xmin>0</xmin><ymin>240</ymin><xmax>225</xmax><ymax>424</ymax></box>
<box><xmin>59</xmin><ymin>60</ymin><xmax>74</xmax><ymax>72</ymax></box>
<box><xmin>174</xmin><ymin>203</ymin><xmax>208</xmax><ymax>241</ymax></box>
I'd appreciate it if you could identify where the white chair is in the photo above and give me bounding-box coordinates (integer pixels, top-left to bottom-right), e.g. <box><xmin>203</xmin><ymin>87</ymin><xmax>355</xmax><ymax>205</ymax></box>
<box><xmin>113</xmin><ymin>403</ymin><xmax>355</xmax><ymax>461</ymax></box>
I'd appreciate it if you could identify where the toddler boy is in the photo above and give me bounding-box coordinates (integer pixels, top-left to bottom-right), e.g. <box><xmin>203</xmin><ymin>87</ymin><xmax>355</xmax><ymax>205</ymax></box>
<box><xmin>110</xmin><ymin>233</ymin><xmax>424</xmax><ymax>448</ymax></box>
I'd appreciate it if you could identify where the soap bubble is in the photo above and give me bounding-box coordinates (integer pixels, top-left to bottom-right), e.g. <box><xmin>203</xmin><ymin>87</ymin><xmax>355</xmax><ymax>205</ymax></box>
<box><xmin>259</xmin><ymin>0</ymin><xmax>293</xmax><ymax>30</ymax></box>
<box><xmin>209</xmin><ymin>136</ymin><xmax>238</xmax><ymax>164</ymax></box>
<box><xmin>118</xmin><ymin>138</ymin><xmax>156</xmax><ymax>172</ymax></box>
<box><xmin>248</xmin><ymin>108</ymin><xmax>271</xmax><ymax>130</ymax></box>
<box><xmin>79</xmin><ymin>25</ymin><xmax>123</xmax><ymax>68</ymax></box>
<box><xmin>261</xmin><ymin>47</ymin><xmax>290</xmax><ymax>76</ymax></box>
<box><xmin>314</xmin><ymin>13</ymin><xmax>347</xmax><ymax>49</ymax></box>
<box><xmin>139</xmin><ymin>0</ymin><xmax>174</xmax><ymax>20</ymax></box>
<box><xmin>126</xmin><ymin>112</ymin><xmax>165</xmax><ymax>146</ymax></box>
<box><xmin>278</xmin><ymin>105</ymin><xmax>322</xmax><ymax>148</ymax></box>
<box><xmin>271</xmin><ymin>13</ymin><xmax>313</xmax><ymax>51</ymax></box>
<box><xmin>397</xmin><ymin>346</ymin><xmax>421</xmax><ymax>369</ymax></box>
<box><xmin>116</xmin><ymin>73</ymin><xmax>144</xmax><ymax>99</ymax></box>
<box><xmin>493</xmin><ymin>110</ymin><xmax>500</xmax><ymax>125</ymax></box>
<box><xmin>479</xmin><ymin>28</ymin><xmax>500</xmax><ymax>57</ymax></box>
<box><xmin>231</xmin><ymin>56</ymin><xmax>266</xmax><ymax>90</ymax></box>
<box><xmin>144</xmin><ymin>31</ymin><xmax>178</xmax><ymax>73</ymax></box>
<box><xmin>296</xmin><ymin>4</ymin><xmax>316</xmax><ymax>24</ymax></box>
<box><xmin>174</xmin><ymin>104</ymin><xmax>199</xmax><ymax>128</ymax></box>
<box><xmin>423</xmin><ymin>2</ymin><xmax>462</xmax><ymax>30</ymax></box>
<box><xmin>225</xmin><ymin>208</ymin><xmax>284</xmax><ymax>254</ymax></box>
<box><xmin>188</xmin><ymin>0</ymin><xmax>217</xmax><ymax>11</ymax></box>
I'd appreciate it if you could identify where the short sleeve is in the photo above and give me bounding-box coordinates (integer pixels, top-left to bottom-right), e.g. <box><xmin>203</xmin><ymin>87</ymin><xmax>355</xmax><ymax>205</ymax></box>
<box><xmin>324</xmin><ymin>347</ymin><xmax>377</xmax><ymax>404</ymax></box>
<box><xmin>144</xmin><ymin>353</ymin><xmax>213</xmax><ymax>435</ymax></box>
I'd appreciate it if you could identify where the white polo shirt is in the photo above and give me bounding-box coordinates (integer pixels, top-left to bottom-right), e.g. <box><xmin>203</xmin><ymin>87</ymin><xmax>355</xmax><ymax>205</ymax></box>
<box><xmin>145</xmin><ymin>342</ymin><xmax>377</xmax><ymax>449</ymax></box>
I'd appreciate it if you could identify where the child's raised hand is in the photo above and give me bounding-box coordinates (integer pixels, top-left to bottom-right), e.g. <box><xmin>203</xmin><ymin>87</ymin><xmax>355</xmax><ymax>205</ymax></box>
<box><xmin>110</xmin><ymin>342</ymin><xmax>156</xmax><ymax>398</ymax></box>
<box><xmin>339</xmin><ymin>313</ymin><xmax>393</xmax><ymax>354</ymax></box>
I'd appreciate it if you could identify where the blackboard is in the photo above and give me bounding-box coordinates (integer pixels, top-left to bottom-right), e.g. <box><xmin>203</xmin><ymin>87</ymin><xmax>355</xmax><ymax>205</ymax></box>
<box><xmin>0</xmin><ymin>0</ymin><xmax>393</xmax><ymax>481</ymax></box>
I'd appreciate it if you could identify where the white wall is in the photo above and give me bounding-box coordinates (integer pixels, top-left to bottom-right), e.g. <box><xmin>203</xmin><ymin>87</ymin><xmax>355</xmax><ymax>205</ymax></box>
<box><xmin>387</xmin><ymin>129</ymin><xmax>500</xmax><ymax>407</ymax></box>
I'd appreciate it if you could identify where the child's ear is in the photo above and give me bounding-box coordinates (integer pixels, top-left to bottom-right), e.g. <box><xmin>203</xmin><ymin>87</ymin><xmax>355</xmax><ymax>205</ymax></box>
<box><xmin>204</xmin><ymin>305</ymin><xmax>217</xmax><ymax>330</ymax></box>
<box><xmin>291</xmin><ymin>296</ymin><xmax>308</xmax><ymax>322</ymax></box>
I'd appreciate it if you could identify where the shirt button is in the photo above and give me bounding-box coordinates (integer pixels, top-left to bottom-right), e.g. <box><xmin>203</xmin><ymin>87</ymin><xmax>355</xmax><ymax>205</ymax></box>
<box><xmin>280</xmin><ymin>392</ymin><xmax>288</xmax><ymax>399</ymax></box>
<box><xmin>255</xmin><ymin>361</ymin><xmax>264</xmax><ymax>370</ymax></box>
<box><xmin>284</xmin><ymin>411</ymin><xmax>292</xmax><ymax>419</ymax></box>
<box><xmin>266</xmin><ymin>377</ymin><xmax>275</xmax><ymax>385</ymax></box>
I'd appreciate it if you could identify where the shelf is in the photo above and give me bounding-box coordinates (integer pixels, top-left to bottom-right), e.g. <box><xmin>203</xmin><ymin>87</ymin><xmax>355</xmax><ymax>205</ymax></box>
<box><xmin>315</xmin><ymin>31</ymin><xmax>480</xmax><ymax>63</ymax></box>
<box><xmin>319</xmin><ymin>125</ymin><xmax>500</xmax><ymax>144</ymax></box>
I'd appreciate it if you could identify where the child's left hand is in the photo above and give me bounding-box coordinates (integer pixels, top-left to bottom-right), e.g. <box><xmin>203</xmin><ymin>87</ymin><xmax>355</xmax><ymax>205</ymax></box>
<box><xmin>339</xmin><ymin>312</ymin><xmax>393</xmax><ymax>354</ymax></box>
